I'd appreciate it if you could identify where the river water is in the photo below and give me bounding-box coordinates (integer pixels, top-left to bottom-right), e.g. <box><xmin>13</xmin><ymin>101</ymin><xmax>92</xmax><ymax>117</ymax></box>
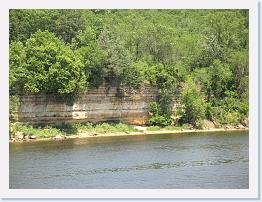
<box><xmin>9</xmin><ymin>131</ymin><xmax>248</xmax><ymax>189</ymax></box>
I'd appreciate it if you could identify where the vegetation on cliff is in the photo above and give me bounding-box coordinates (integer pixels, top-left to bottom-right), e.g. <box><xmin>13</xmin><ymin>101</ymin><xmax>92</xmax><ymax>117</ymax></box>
<box><xmin>9</xmin><ymin>9</ymin><xmax>248</xmax><ymax>128</ymax></box>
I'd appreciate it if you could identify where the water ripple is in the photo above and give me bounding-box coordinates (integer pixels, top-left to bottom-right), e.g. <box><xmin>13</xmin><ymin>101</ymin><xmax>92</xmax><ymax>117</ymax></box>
<box><xmin>33</xmin><ymin>157</ymin><xmax>248</xmax><ymax>180</ymax></box>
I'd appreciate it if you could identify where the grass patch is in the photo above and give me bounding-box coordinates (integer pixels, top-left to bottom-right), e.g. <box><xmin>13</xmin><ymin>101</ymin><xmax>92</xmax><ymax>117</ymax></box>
<box><xmin>162</xmin><ymin>125</ymin><xmax>185</xmax><ymax>131</ymax></box>
<box><xmin>10</xmin><ymin>122</ymin><xmax>194</xmax><ymax>140</ymax></box>
<box><xmin>74</xmin><ymin>122</ymin><xmax>139</xmax><ymax>133</ymax></box>
<box><xmin>10</xmin><ymin>122</ymin><xmax>139</xmax><ymax>139</ymax></box>
<box><xmin>12</xmin><ymin>123</ymin><xmax>63</xmax><ymax>138</ymax></box>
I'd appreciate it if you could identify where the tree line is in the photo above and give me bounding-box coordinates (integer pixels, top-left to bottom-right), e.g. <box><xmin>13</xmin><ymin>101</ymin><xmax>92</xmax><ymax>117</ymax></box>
<box><xmin>9</xmin><ymin>9</ymin><xmax>249</xmax><ymax>127</ymax></box>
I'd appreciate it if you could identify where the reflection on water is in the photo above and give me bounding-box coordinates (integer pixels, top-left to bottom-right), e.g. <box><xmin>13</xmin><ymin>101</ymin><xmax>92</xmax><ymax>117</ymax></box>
<box><xmin>10</xmin><ymin>131</ymin><xmax>248</xmax><ymax>189</ymax></box>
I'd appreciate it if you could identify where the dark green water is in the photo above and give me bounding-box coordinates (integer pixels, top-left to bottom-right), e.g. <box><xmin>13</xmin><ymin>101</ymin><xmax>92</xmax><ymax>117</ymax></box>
<box><xmin>9</xmin><ymin>131</ymin><xmax>248</xmax><ymax>189</ymax></box>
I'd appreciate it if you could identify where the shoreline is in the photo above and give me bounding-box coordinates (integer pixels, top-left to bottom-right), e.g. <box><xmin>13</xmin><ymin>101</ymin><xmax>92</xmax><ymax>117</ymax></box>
<box><xmin>10</xmin><ymin>127</ymin><xmax>249</xmax><ymax>143</ymax></box>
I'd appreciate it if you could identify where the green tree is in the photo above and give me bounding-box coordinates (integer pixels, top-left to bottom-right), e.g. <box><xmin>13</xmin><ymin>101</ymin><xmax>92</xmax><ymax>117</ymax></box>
<box><xmin>98</xmin><ymin>30</ymin><xmax>132</xmax><ymax>87</ymax></box>
<box><xmin>72</xmin><ymin>27</ymin><xmax>107</xmax><ymax>87</ymax></box>
<box><xmin>54</xmin><ymin>10</ymin><xmax>87</xmax><ymax>43</ymax></box>
<box><xmin>9</xmin><ymin>9</ymin><xmax>59</xmax><ymax>42</ymax></box>
<box><xmin>9</xmin><ymin>41</ymin><xmax>26</xmax><ymax>92</ymax></box>
<box><xmin>208</xmin><ymin>59</ymin><xmax>233</xmax><ymax>99</ymax></box>
<box><xmin>179</xmin><ymin>77</ymin><xmax>206</xmax><ymax>125</ymax></box>
<box><xmin>9</xmin><ymin>9</ymin><xmax>87</xmax><ymax>43</ymax></box>
<box><xmin>122</xmin><ymin>61</ymin><xmax>145</xmax><ymax>89</ymax></box>
<box><xmin>11</xmin><ymin>31</ymin><xmax>87</xmax><ymax>95</ymax></box>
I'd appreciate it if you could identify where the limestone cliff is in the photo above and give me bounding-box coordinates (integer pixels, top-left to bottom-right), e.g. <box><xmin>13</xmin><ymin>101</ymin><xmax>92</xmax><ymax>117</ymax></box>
<box><xmin>17</xmin><ymin>85</ymin><xmax>156</xmax><ymax>125</ymax></box>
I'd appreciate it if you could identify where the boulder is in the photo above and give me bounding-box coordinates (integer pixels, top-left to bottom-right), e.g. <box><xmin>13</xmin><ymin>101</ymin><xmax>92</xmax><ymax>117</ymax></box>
<box><xmin>235</xmin><ymin>124</ymin><xmax>246</xmax><ymax>129</ymax></box>
<box><xmin>29</xmin><ymin>135</ymin><xmax>37</xmax><ymax>139</ymax></box>
<box><xmin>90</xmin><ymin>133</ymin><xmax>98</xmax><ymax>136</ymax></box>
<box><xmin>53</xmin><ymin>135</ymin><xmax>65</xmax><ymax>140</ymax></box>
<box><xmin>15</xmin><ymin>132</ymin><xmax>24</xmax><ymax>140</ymax></box>
<box><xmin>225</xmin><ymin>125</ymin><xmax>233</xmax><ymax>130</ymax></box>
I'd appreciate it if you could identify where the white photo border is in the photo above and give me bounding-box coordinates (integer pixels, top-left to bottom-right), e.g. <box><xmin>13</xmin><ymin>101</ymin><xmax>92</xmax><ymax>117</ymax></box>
<box><xmin>0</xmin><ymin>0</ymin><xmax>258</xmax><ymax>199</ymax></box>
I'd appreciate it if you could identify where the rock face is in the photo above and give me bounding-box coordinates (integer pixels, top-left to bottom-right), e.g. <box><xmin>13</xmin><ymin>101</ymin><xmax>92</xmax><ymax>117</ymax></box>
<box><xmin>17</xmin><ymin>85</ymin><xmax>156</xmax><ymax>125</ymax></box>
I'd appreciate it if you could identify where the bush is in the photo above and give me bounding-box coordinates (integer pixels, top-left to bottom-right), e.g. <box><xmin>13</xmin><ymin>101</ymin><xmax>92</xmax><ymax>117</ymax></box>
<box><xmin>182</xmin><ymin>123</ymin><xmax>193</xmax><ymax>129</ymax></box>
<box><xmin>149</xmin><ymin>102</ymin><xmax>161</xmax><ymax>115</ymax></box>
<box><xmin>223</xmin><ymin>111</ymin><xmax>241</xmax><ymax>125</ymax></box>
<box><xmin>149</xmin><ymin>115</ymin><xmax>171</xmax><ymax>127</ymax></box>
<box><xmin>14</xmin><ymin>124</ymin><xmax>63</xmax><ymax>138</ymax></box>
<box><xmin>179</xmin><ymin>77</ymin><xmax>206</xmax><ymax>126</ymax></box>
<box><xmin>114</xmin><ymin>123</ymin><xmax>137</xmax><ymax>132</ymax></box>
<box><xmin>94</xmin><ymin>122</ymin><xmax>138</xmax><ymax>133</ymax></box>
<box><xmin>71</xmin><ymin>122</ymin><xmax>93</xmax><ymax>133</ymax></box>
<box><xmin>195</xmin><ymin>119</ymin><xmax>216</xmax><ymax>129</ymax></box>
<box><xmin>210</xmin><ymin>94</ymin><xmax>247</xmax><ymax>126</ymax></box>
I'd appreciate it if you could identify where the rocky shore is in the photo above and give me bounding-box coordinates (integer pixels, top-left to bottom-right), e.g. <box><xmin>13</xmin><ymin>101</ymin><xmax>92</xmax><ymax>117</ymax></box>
<box><xmin>10</xmin><ymin>124</ymin><xmax>249</xmax><ymax>143</ymax></box>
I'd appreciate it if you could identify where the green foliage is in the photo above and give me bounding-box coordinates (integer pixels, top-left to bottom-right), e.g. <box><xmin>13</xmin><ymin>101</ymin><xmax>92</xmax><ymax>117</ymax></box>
<box><xmin>14</xmin><ymin>124</ymin><xmax>64</xmax><ymax>138</ymax></box>
<box><xmin>208</xmin><ymin>59</ymin><xmax>233</xmax><ymax>99</ymax></box>
<box><xmin>98</xmin><ymin>30</ymin><xmax>132</xmax><ymax>87</ymax></box>
<box><xmin>179</xmin><ymin>77</ymin><xmax>206</xmax><ymax>126</ymax></box>
<box><xmin>149</xmin><ymin>102</ymin><xmax>161</xmax><ymax>116</ymax></box>
<box><xmin>11</xmin><ymin>122</ymin><xmax>139</xmax><ymax>139</ymax></box>
<box><xmin>146</xmin><ymin>64</ymin><xmax>180</xmax><ymax>117</ymax></box>
<box><xmin>9</xmin><ymin>10</ymin><xmax>87</xmax><ymax>43</ymax></box>
<box><xmin>162</xmin><ymin>125</ymin><xmax>185</xmax><ymax>131</ymax></box>
<box><xmin>122</xmin><ymin>61</ymin><xmax>145</xmax><ymax>89</ymax></box>
<box><xmin>9</xmin><ymin>41</ymin><xmax>26</xmax><ymax>92</ymax></box>
<box><xmin>227</xmin><ymin>50</ymin><xmax>248</xmax><ymax>97</ymax></box>
<box><xmin>72</xmin><ymin>27</ymin><xmax>107</xmax><ymax>87</ymax></box>
<box><xmin>54</xmin><ymin>10</ymin><xmax>87</xmax><ymax>43</ymax></box>
<box><xmin>9</xmin><ymin>95</ymin><xmax>19</xmax><ymax>122</ymax></box>
<box><xmin>147</xmin><ymin>126</ymin><xmax>161</xmax><ymax>131</ymax></box>
<box><xmin>64</xmin><ymin>122</ymin><xmax>138</xmax><ymax>133</ymax></box>
<box><xmin>149</xmin><ymin>115</ymin><xmax>171</xmax><ymax>127</ymax></box>
<box><xmin>148</xmin><ymin>102</ymin><xmax>172</xmax><ymax>127</ymax></box>
<box><xmin>10</xmin><ymin>31</ymin><xmax>87</xmax><ymax>95</ymax></box>
<box><xmin>209</xmin><ymin>90</ymin><xmax>248</xmax><ymax>126</ymax></box>
<box><xmin>72</xmin><ymin>122</ymin><xmax>138</xmax><ymax>133</ymax></box>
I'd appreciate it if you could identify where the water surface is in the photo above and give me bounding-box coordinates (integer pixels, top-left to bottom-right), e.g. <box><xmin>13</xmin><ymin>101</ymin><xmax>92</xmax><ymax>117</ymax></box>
<box><xmin>10</xmin><ymin>131</ymin><xmax>248</xmax><ymax>189</ymax></box>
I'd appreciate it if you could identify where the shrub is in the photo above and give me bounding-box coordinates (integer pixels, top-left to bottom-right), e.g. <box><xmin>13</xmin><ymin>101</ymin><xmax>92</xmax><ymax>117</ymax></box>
<box><xmin>223</xmin><ymin>111</ymin><xmax>241</xmax><ymax>125</ymax></box>
<box><xmin>149</xmin><ymin>102</ymin><xmax>161</xmax><ymax>115</ymax></box>
<box><xmin>114</xmin><ymin>123</ymin><xmax>137</xmax><ymax>132</ymax></box>
<box><xmin>71</xmin><ymin>122</ymin><xmax>94</xmax><ymax>133</ymax></box>
<box><xmin>179</xmin><ymin>77</ymin><xmax>206</xmax><ymax>126</ymax></box>
<box><xmin>182</xmin><ymin>123</ymin><xmax>193</xmax><ymax>129</ymax></box>
<box><xmin>14</xmin><ymin>124</ymin><xmax>63</xmax><ymax>138</ymax></box>
<box><xmin>149</xmin><ymin>115</ymin><xmax>171</xmax><ymax>127</ymax></box>
<box><xmin>93</xmin><ymin>122</ymin><xmax>138</xmax><ymax>133</ymax></box>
